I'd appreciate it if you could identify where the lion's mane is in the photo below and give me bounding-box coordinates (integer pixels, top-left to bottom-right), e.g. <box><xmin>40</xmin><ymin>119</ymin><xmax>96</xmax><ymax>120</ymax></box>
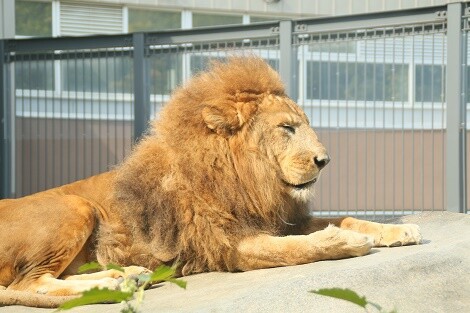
<box><xmin>96</xmin><ymin>57</ymin><xmax>310</xmax><ymax>275</ymax></box>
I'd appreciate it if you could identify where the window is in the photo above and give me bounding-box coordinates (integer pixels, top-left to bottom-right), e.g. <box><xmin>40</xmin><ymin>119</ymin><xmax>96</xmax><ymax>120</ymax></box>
<box><xmin>306</xmin><ymin>61</ymin><xmax>409</xmax><ymax>102</ymax></box>
<box><xmin>415</xmin><ymin>64</ymin><xmax>445</xmax><ymax>102</ymax></box>
<box><xmin>61</xmin><ymin>56</ymin><xmax>133</xmax><ymax>93</ymax></box>
<box><xmin>192</xmin><ymin>13</ymin><xmax>243</xmax><ymax>28</ymax></box>
<box><xmin>190</xmin><ymin>55</ymin><xmax>278</xmax><ymax>77</ymax></box>
<box><xmin>60</xmin><ymin>3</ymin><xmax>123</xmax><ymax>36</ymax></box>
<box><xmin>148</xmin><ymin>54</ymin><xmax>183</xmax><ymax>95</ymax></box>
<box><xmin>190</xmin><ymin>55</ymin><xmax>226</xmax><ymax>75</ymax></box>
<box><xmin>15</xmin><ymin>0</ymin><xmax>52</xmax><ymax>37</ymax></box>
<box><xmin>128</xmin><ymin>9</ymin><xmax>181</xmax><ymax>32</ymax></box>
<box><xmin>250</xmin><ymin>15</ymin><xmax>286</xmax><ymax>23</ymax></box>
<box><xmin>309</xmin><ymin>41</ymin><xmax>356</xmax><ymax>54</ymax></box>
<box><xmin>15</xmin><ymin>60</ymin><xmax>54</xmax><ymax>90</ymax></box>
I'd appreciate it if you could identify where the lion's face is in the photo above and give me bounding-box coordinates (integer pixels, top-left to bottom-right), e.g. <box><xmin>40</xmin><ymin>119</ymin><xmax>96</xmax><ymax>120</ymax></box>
<box><xmin>254</xmin><ymin>94</ymin><xmax>330</xmax><ymax>201</ymax></box>
<box><xmin>201</xmin><ymin>90</ymin><xmax>329</xmax><ymax>203</ymax></box>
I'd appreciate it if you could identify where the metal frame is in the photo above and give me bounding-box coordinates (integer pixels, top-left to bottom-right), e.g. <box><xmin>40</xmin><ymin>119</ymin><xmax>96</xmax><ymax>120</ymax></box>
<box><xmin>279</xmin><ymin>20</ymin><xmax>296</xmax><ymax>99</ymax></box>
<box><xmin>133</xmin><ymin>32</ymin><xmax>150</xmax><ymax>141</ymax></box>
<box><xmin>446</xmin><ymin>2</ymin><xmax>466</xmax><ymax>213</ymax></box>
<box><xmin>293</xmin><ymin>5</ymin><xmax>447</xmax><ymax>34</ymax></box>
<box><xmin>3</xmin><ymin>34</ymin><xmax>133</xmax><ymax>53</ymax></box>
<box><xmin>0</xmin><ymin>2</ymin><xmax>469</xmax><ymax>213</ymax></box>
<box><xmin>0</xmin><ymin>40</ymin><xmax>5</xmax><ymax>198</ymax></box>
<box><xmin>0</xmin><ymin>39</ymin><xmax>12</xmax><ymax>199</ymax></box>
<box><xmin>145</xmin><ymin>21</ymin><xmax>279</xmax><ymax>46</ymax></box>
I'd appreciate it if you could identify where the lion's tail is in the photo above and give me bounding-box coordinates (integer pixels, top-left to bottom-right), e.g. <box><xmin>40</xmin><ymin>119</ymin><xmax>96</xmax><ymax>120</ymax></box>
<box><xmin>0</xmin><ymin>290</ymin><xmax>77</xmax><ymax>308</ymax></box>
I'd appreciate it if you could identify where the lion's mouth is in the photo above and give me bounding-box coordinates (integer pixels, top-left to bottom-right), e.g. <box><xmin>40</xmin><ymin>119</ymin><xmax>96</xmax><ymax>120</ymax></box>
<box><xmin>285</xmin><ymin>178</ymin><xmax>317</xmax><ymax>190</ymax></box>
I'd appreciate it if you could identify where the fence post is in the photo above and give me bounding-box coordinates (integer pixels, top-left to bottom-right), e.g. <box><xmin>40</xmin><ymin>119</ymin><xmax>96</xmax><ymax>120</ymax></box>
<box><xmin>279</xmin><ymin>20</ymin><xmax>297</xmax><ymax>100</ymax></box>
<box><xmin>446</xmin><ymin>2</ymin><xmax>466</xmax><ymax>213</ymax></box>
<box><xmin>0</xmin><ymin>39</ymin><xmax>10</xmax><ymax>199</ymax></box>
<box><xmin>0</xmin><ymin>40</ymin><xmax>4</xmax><ymax>198</ymax></box>
<box><xmin>133</xmin><ymin>33</ymin><xmax>150</xmax><ymax>142</ymax></box>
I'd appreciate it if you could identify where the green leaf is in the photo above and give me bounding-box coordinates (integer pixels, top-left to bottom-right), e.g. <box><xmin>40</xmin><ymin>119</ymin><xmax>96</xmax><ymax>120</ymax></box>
<box><xmin>149</xmin><ymin>265</ymin><xmax>175</xmax><ymax>282</ymax></box>
<box><xmin>78</xmin><ymin>261</ymin><xmax>102</xmax><ymax>273</ymax></box>
<box><xmin>106</xmin><ymin>263</ymin><xmax>125</xmax><ymax>273</ymax></box>
<box><xmin>166</xmin><ymin>277</ymin><xmax>187</xmax><ymax>289</ymax></box>
<box><xmin>57</xmin><ymin>287</ymin><xmax>133</xmax><ymax>310</ymax></box>
<box><xmin>146</xmin><ymin>265</ymin><xmax>186</xmax><ymax>289</ymax></box>
<box><xmin>78</xmin><ymin>262</ymin><xmax>125</xmax><ymax>274</ymax></box>
<box><xmin>310</xmin><ymin>288</ymin><xmax>369</xmax><ymax>308</ymax></box>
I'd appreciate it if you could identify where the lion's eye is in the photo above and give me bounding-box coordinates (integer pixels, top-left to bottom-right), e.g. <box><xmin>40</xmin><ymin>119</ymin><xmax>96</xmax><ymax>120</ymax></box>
<box><xmin>280</xmin><ymin>124</ymin><xmax>296</xmax><ymax>134</ymax></box>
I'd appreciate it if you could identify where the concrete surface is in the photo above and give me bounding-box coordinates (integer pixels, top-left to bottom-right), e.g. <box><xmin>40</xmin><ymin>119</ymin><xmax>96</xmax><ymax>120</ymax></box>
<box><xmin>2</xmin><ymin>211</ymin><xmax>469</xmax><ymax>313</ymax></box>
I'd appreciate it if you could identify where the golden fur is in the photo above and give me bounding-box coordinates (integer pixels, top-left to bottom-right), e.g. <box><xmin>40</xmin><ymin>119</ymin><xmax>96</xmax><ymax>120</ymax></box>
<box><xmin>0</xmin><ymin>57</ymin><xmax>421</xmax><ymax>307</ymax></box>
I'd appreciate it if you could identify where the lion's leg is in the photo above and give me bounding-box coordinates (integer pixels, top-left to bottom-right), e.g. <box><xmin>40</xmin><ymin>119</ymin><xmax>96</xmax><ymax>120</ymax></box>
<box><xmin>63</xmin><ymin>266</ymin><xmax>151</xmax><ymax>281</ymax></box>
<box><xmin>11</xmin><ymin>267</ymin><xmax>149</xmax><ymax>297</ymax></box>
<box><xmin>25</xmin><ymin>273</ymin><xmax>120</xmax><ymax>296</ymax></box>
<box><xmin>234</xmin><ymin>226</ymin><xmax>373</xmax><ymax>271</ymax></box>
<box><xmin>297</xmin><ymin>217</ymin><xmax>422</xmax><ymax>247</ymax></box>
<box><xmin>26</xmin><ymin>266</ymin><xmax>150</xmax><ymax>296</ymax></box>
<box><xmin>4</xmin><ymin>195</ymin><xmax>118</xmax><ymax>296</ymax></box>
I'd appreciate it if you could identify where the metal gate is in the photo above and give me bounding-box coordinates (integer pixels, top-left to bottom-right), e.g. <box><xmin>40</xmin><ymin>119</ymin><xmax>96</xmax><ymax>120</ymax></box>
<box><xmin>1</xmin><ymin>3</ymin><xmax>469</xmax><ymax>216</ymax></box>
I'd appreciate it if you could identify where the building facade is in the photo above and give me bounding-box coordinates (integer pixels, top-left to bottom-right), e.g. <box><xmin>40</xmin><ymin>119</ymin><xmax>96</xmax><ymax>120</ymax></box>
<box><xmin>0</xmin><ymin>0</ymin><xmax>461</xmax><ymax>39</ymax></box>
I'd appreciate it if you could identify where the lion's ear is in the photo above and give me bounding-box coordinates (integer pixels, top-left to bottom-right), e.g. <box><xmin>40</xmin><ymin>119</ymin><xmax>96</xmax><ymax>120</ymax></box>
<box><xmin>202</xmin><ymin>105</ymin><xmax>239</xmax><ymax>136</ymax></box>
<box><xmin>202</xmin><ymin>101</ymin><xmax>258</xmax><ymax>136</ymax></box>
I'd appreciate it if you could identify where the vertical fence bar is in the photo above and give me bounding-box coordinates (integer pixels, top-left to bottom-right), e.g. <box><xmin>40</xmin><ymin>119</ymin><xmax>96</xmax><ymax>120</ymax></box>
<box><xmin>0</xmin><ymin>39</ymin><xmax>7</xmax><ymax>198</ymax></box>
<box><xmin>133</xmin><ymin>33</ymin><xmax>150</xmax><ymax>142</ymax></box>
<box><xmin>0</xmin><ymin>39</ymin><xmax>13</xmax><ymax>199</ymax></box>
<box><xmin>279</xmin><ymin>21</ymin><xmax>296</xmax><ymax>99</ymax></box>
<box><xmin>446</xmin><ymin>2</ymin><xmax>466</xmax><ymax>213</ymax></box>
<box><xmin>461</xmin><ymin>7</ymin><xmax>468</xmax><ymax>214</ymax></box>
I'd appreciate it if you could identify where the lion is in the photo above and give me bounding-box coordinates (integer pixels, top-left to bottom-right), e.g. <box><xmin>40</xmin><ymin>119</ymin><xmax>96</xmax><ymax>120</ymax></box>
<box><xmin>0</xmin><ymin>57</ymin><xmax>421</xmax><ymax>308</ymax></box>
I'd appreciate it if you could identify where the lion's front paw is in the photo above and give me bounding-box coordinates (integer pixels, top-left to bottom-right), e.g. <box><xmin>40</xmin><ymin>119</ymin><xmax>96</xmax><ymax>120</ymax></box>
<box><xmin>123</xmin><ymin>265</ymin><xmax>152</xmax><ymax>277</ymax></box>
<box><xmin>377</xmin><ymin>223</ymin><xmax>422</xmax><ymax>247</ymax></box>
<box><xmin>343</xmin><ymin>229</ymin><xmax>375</xmax><ymax>257</ymax></box>
<box><xmin>318</xmin><ymin>226</ymin><xmax>374</xmax><ymax>258</ymax></box>
<box><xmin>98</xmin><ymin>277</ymin><xmax>121</xmax><ymax>290</ymax></box>
<box><xmin>116</xmin><ymin>266</ymin><xmax>153</xmax><ymax>289</ymax></box>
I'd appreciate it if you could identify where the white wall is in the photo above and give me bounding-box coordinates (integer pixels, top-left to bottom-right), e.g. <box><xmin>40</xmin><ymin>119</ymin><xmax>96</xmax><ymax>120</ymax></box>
<box><xmin>69</xmin><ymin>0</ymin><xmax>454</xmax><ymax>17</ymax></box>
<box><xmin>0</xmin><ymin>0</ymin><xmax>15</xmax><ymax>39</ymax></box>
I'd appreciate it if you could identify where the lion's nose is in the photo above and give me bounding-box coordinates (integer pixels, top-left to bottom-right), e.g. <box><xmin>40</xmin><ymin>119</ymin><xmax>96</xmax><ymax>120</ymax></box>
<box><xmin>314</xmin><ymin>154</ymin><xmax>330</xmax><ymax>169</ymax></box>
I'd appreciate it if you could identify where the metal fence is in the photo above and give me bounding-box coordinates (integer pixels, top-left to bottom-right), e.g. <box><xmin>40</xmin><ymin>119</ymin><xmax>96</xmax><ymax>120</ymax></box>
<box><xmin>1</xmin><ymin>2</ymin><xmax>469</xmax><ymax>217</ymax></box>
